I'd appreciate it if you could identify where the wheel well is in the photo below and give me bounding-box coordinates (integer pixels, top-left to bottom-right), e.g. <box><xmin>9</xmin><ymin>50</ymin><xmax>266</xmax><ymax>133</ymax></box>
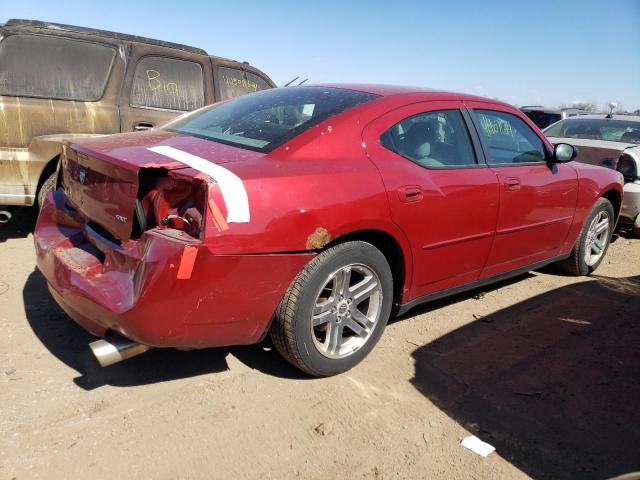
<box><xmin>36</xmin><ymin>156</ymin><xmax>60</xmax><ymax>194</ymax></box>
<box><xmin>602</xmin><ymin>189</ymin><xmax>621</xmax><ymax>219</ymax></box>
<box><xmin>324</xmin><ymin>230</ymin><xmax>406</xmax><ymax>306</ymax></box>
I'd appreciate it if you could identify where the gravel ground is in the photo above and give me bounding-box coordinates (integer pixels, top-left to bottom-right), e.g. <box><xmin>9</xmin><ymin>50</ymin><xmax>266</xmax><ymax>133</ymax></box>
<box><xmin>1</xmin><ymin>207</ymin><xmax>639</xmax><ymax>480</ymax></box>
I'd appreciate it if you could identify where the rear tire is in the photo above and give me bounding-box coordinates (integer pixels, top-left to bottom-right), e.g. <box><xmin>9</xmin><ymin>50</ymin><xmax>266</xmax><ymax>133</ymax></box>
<box><xmin>557</xmin><ymin>198</ymin><xmax>614</xmax><ymax>276</ymax></box>
<box><xmin>37</xmin><ymin>172</ymin><xmax>57</xmax><ymax>210</ymax></box>
<box><xmin>270</xmin><ymin>241</ymin><xmax>393</xmax><ymax>377</ymax></box>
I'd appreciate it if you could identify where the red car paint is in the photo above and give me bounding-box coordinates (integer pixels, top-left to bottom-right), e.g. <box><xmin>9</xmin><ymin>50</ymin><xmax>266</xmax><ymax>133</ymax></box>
<box><xmin>34</xmin><ymin>85</ymin><xmax>624</xmax><ymax>349</ymax></box>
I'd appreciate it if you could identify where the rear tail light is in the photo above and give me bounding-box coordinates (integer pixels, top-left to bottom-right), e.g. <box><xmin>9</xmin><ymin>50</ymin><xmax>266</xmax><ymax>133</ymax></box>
<box><xmin>134</xmin><ymin>169</ymin><xmax>206</xmax><ymax>240</ymax></box>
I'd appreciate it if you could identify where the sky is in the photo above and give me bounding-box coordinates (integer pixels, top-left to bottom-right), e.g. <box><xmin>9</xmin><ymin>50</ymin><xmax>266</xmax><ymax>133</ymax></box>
<box><xmin>2</xmin><ymin>0</ymin><xmax>639</xmax><ymax>110</ymax></box>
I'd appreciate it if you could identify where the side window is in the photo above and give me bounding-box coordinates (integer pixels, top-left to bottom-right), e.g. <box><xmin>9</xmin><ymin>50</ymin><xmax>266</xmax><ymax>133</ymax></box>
<box><xmin>474</xmin><ymin>110</ymin><xmax>546</xmax><ymax>164</ymax></box>
<box><xmin>0</xmin><ymin>34</ymin><xmax>115</xmax><ymax>101</ymax></box>
<box><xmin>217</xmin><ymin>67</ymin><xmax>271</xmax><ymax>100</ymax></box>
<box><xmin>380</xmin><ymin>110</ymin><xmax>477</xmax><ymax>168</ymax></box>
<box><xmin>130</xmin><ymin>57</ymin><xmax>205</xmax><ymax>111</ymax></box>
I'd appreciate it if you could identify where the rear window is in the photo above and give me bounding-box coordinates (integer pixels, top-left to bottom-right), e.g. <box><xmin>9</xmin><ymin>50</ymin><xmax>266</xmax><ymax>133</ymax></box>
<box><xmin>130</xmin><ymin>56</ymin><xmax>205</xmax><ymax>111</ymax></box>
<box><xmin>0</xmin><ymin>34</ymin><xmax>115</xmax><ymax>101</ymax></box>
<box><xmin>544</xmin><ymin>118</ymin><xmax>640</xmax><ymax>144</ymax></box>
<box><xmin>161</xmin><ymin>86</ymin><xmax>379</xmax><ymax>152</ymax></box>
<box><xmin>217</xmin><ymin>67</ymin><xmax>271</xmax><ymax>100</ymax></box>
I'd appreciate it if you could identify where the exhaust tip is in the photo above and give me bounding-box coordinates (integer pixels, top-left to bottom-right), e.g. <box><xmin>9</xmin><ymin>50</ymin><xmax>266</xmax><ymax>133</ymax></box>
<box><xmin>0</xmin><ymin>210</ymin><xmax>12</xmax><ymax>224</ymax></box>
<box><xmin>89</xmin><ymin>336</ymin><xmax>150</xmax><ymax>367</ymax></box>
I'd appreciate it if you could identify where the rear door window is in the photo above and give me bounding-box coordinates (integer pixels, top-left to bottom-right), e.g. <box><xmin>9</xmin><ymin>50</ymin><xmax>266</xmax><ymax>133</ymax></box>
<box><xmin>217</xmin><ymin>66</ymin><xmax>271</xmax><ymax>100</ymax></box>
<box><xmin>0</xmin><ymin>34</ymin><xmax>115</xmax><ymax>101</ymax></box>
<box><xmin>130</xmin><ymin>56</ymin><xmax>205</xmax><ymax>111</ymax></box>
<box><xmin>380</xmin><ymin>110</ymin><xmax>477</xmax><ymax>168</ymax></box>
<box><xmin>474</xmin><ymin>110</ymin><xmax>547</xmax><ymax>164</ymax></box>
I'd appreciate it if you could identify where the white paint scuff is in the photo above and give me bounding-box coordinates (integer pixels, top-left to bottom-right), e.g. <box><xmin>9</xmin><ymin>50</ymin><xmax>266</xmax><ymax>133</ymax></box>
<box><xmin>147</xmin><ymin>145</ymin><xmax>250</xmax><ymax>223</ymax></box>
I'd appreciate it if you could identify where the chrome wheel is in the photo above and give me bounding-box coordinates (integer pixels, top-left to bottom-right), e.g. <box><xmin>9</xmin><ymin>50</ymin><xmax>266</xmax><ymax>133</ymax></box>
<box><xmin>311</xmin><ymin>264</ymin><xmax>383</xmax><ymax>359</ymax></box>
<box><xmin>584</xmin><ymin>210</ymin><xmax>610</xmax><ymax>266</ymax></box>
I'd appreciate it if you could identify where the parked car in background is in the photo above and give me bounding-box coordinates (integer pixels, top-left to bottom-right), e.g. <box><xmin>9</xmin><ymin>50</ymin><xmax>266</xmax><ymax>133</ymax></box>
<box><xmin>521</xmin><ymin>106</ymin><xmax>590</xmax><ymax>129</ymax></box>
<box><xmin>34</xmin><ymin>85</ymin><xmax>623</xmax><ymax>376</ymax></box>
<box><xmin>0</xmin><ymin>19</ymin><xmax>275</xmax><ymax>212</ymax></box>
<box><xmin>544</xmin><ymin>115</ymin><xmax>640</xmax><ymax>235</ymax></box>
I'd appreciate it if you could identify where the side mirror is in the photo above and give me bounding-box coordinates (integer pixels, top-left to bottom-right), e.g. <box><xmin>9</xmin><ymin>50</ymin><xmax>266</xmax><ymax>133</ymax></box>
<box><xmin>553</xmin><ymin>143</ymin><xmax>578</xmax><ymax>163</ymax></box>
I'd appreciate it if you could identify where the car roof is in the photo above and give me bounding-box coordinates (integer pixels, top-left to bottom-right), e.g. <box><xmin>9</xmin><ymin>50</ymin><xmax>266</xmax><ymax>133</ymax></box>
<box><xmin>556</xmin><ymin>114</ymin><xmax>640</xmax><ymax>122</ymax></box>
<box><xmin>306</xmin><ymin>83</ymin><xmax>513</xmax><ymax>106</ymax></box>
<box><xmin>4</xmin><ymin>18</ymin><xmax>207</xmax><ymax>55</ymax></box>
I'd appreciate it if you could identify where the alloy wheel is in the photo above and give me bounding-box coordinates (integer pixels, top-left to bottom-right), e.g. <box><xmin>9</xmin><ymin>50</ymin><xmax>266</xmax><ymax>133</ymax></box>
<box><xmin>311</xmin><ymin>264</ymin><xmax>383</xmax><ymax>359</ymax></box>
<box><xmin>584</xmin><ymin>210</ymin><xmax>610</xmax><ymax>266</ymax></box>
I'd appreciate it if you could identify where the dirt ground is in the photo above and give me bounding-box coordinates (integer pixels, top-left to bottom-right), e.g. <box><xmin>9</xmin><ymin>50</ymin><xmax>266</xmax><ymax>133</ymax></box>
<box><xmin>1</xmin><ymin>207</ymin><xmax>639</xmax><ymax>480</ymax></box>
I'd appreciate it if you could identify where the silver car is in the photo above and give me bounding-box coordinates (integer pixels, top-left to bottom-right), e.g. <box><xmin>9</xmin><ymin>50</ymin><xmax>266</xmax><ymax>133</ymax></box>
<box><xmin>544</xmin><ymin>115</ymin><xmax>640</xmax><ymax>235</ymax></box>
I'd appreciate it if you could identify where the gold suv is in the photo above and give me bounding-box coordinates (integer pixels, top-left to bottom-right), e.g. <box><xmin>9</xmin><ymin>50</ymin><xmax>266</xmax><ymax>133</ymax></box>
<box><xmin>0</xmin><ymin>19</ymin><xmax>274</xmax><ymax>209</ymax></box>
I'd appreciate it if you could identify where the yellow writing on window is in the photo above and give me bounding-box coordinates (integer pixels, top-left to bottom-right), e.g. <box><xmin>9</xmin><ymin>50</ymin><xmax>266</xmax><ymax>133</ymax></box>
<box><xmin>222</xmin><ymin>75</ymin><xmax>258</xmax><ymax>92</ymax></box>
<box><xmin>146</xmin><ymin>70</ymin><xmax>180</xmax><ymax>96</ymax></box>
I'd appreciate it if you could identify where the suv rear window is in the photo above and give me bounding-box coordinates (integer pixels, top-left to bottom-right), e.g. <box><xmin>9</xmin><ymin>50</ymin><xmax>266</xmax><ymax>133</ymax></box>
<box><xmin>162</xmin><ymin>86</ymin><xmax>378</xmax><ymax>152</ymax></box>
<box><xmin>0</xmin><ymin>34</ymin><xmax>115</xmax><ymax>101</ymax></box>
<box><xmin>130</xmin><ymin>56</ymin><xmax>205</xmax><ymax>111</ymax></box>
<box><xmin>218</xmin><ymin>67</ymin><xmax>271</xmax><ymax>100</ymax></box>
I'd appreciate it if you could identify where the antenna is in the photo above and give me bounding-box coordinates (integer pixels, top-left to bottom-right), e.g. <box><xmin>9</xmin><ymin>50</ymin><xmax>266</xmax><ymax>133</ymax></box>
<box><xmin>284</xmin><ymin>76</ymin><xmax>299</xmax><ymax>87</ymax></box>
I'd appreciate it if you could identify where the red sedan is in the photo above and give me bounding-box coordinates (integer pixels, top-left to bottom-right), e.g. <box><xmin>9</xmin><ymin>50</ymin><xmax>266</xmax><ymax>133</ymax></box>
<box><xmin>34</xmin><ymin>85</ymin><xmax>623</xmax><ymax>376</ymax></box>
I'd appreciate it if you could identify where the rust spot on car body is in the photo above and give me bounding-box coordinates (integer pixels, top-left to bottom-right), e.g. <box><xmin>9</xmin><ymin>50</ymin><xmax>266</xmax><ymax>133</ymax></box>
<box><xmin>306</xmin><ymin>227</ymin><xmax>331</xmax><ymax>250</ymax></box>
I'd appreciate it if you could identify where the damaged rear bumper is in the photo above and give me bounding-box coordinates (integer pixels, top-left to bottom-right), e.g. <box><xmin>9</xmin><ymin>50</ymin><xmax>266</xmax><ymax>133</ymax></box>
<box><xmin>34</xmin><ymin>189</ymin><xmax>314</xmax><ymax>348</ymax></box>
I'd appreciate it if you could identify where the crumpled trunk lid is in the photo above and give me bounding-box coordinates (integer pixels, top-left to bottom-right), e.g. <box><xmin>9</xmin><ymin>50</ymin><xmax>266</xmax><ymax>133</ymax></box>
<box><xmin>61</xmin><ymin>145</ymin><xmax>141</xmax><ymax>242</ymax></box>
<box><xmin>59</xmin><ymin>130</ymin><xmax>264</xmax><ymax>242</ymax></box>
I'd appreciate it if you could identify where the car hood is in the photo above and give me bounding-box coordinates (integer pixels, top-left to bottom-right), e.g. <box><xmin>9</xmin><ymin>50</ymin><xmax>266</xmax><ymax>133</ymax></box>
<box><xmin>545</xmin><ymin>136</ymin><xmax>638</xmax><ymax>152</ymax></box>
<box><xmin>546</xmin><ymin>136</ymin><xmax>640</xmax><ymax>169</ymax></box>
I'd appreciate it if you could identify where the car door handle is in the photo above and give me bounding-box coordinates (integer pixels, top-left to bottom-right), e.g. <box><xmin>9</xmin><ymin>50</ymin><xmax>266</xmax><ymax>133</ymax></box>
<box><xmin>504</xmin><ymin>178</ymin><xmax>521</xmax><ymax>191</ymax></box>
<box><xmin>398</xmin><ymin>186</ymin><xmax>423</xmax><ymax>203</ymax></box>
<box><xmin>133</xmin><ymin>122</ymin><xmax>154</xmax><ymax>131</ymax></box>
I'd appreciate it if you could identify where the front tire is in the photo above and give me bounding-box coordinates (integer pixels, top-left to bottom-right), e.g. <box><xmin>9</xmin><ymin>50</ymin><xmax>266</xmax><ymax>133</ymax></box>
<box><xmin>270</xmin><ymin>241</ymin><xmax>393</xmax><ymax>377</ymax></box>
<box><xmin>557</xmin><ymin>198</ymin><xmax>614</xmax><ymax>275</ymax></box>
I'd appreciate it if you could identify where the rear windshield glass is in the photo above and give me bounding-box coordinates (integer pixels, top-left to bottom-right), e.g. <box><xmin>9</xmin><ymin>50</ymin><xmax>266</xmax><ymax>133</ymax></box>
<box><xmin>217</xmin><ymin>66</ymin><xmax>271</xmax><ymax>100</ymax></box>
<box><xmin>544</xmin><ymin>118</ymin><xmax>640</xmax><ymax>143</ymax></box>
<box><xmin>0</xmin><ymin>34</ymin><xmax>115</xmax><ymax>101</ymax></box>
<box><xmin>162</xmin><ymin>86</ymin><xmax>379</xmax><ymax>152</ymax></box>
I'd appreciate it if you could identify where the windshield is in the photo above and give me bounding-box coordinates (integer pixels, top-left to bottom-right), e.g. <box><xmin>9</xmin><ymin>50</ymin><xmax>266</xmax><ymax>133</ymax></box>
<box><xmin>161</xmin><ymin>86</ymin><xmax>379</xmax><ymax>152</ymax></box>
<box><xmin>544</xmin><ymin>118</ymin><xmax>640</xmax><ymax>144</ymax></box>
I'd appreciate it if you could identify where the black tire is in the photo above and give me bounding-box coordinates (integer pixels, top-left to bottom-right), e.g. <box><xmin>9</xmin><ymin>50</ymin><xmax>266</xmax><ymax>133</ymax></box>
<box><xmin>557</xmin><ymin>198</ymin><xmax>614</xmax><ymax>276</ymax></box>
<box><xmin>37</xmin><ymin>172</ymin><xmax>57</xmax><ymax>210</ymax></box>
<box><xmin>270</xmin><ymin>241</ymin><xmax>393</xmax><ymax>377</ymax></box>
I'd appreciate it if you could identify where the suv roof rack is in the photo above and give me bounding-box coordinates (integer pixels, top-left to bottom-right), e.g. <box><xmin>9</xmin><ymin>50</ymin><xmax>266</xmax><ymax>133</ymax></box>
<box><xmin>4</xmin><ymin>19</ymin><xmax>208</xmax><ymax>55</ymax></box>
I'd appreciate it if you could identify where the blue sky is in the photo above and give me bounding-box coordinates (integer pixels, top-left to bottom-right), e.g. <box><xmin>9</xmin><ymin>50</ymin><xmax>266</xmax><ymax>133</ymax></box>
<box><xmin>2</xmin><ymin>0</ymin><xmax>639</xmax><ymax>110</ymax></box>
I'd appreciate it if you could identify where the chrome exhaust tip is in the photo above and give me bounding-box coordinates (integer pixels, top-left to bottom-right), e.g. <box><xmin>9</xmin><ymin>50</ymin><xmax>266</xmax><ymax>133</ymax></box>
<box><xmin>89</xmin><ymin>335</ymin><xmax>151</xmax><ymax>367</ymax></box>
<box><xmin>0</xmin><ymin>210</ymin><xmax>12</xmax><ymax>224</ymax></box>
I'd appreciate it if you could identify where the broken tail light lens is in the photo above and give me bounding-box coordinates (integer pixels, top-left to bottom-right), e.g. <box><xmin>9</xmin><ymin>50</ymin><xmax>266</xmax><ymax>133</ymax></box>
<box><xmin>135</xmin><ymin>170</ymin><xmax>207</xmax><ymax>240</ymax></box>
